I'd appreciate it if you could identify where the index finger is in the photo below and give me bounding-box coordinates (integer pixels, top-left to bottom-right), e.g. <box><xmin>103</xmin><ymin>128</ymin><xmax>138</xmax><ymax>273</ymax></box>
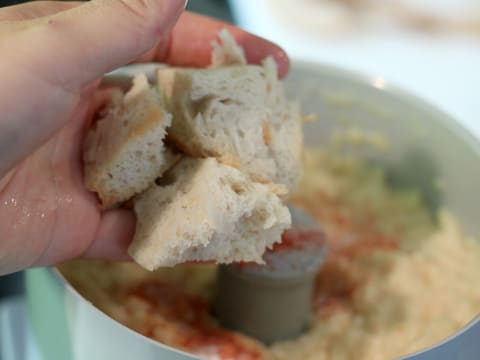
<box><xmin>139</xmin><ymin>12</ymin><xmax>290</xmax><ymax>78</ymax></box>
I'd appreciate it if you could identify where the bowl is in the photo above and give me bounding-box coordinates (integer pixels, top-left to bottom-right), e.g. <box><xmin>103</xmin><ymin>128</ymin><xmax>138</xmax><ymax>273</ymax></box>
<box><xmin>25</xmin><ymin>61</ymin><xmax>480</xmax><ymax>360</ymax></box>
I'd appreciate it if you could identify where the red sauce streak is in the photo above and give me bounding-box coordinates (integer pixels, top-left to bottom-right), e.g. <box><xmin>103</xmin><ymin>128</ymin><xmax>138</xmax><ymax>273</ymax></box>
<box><xmin>312</xmin><ymin>232</ymin><xmax>399</xmax><ymax>315</ymax></box>
<box><xmin>128</xmin><ymin>281</ymin><xmax>264</xmax><ymax>360</ymax></box>
<box><xmin>272</xmin><ymin>229</ymin><xmax>325</xmax><ymax>252</ymax></box>
<box><xmin>236</xmin><ymin>229</ymin><xmax>325</xmax><ymax>269</ymax></box>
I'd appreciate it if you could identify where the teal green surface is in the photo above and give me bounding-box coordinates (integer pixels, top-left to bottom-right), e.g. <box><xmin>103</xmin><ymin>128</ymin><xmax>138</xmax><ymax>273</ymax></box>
<box><xmin>25</xmin><ymin>268</ymin><xmax>72</xmax><ymax>360</ymax></box>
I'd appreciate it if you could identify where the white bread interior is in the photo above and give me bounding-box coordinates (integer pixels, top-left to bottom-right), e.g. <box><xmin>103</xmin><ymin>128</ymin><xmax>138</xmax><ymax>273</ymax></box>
<box><xmin>210</xmin><ymin>28</ymin><xmax>248</xmax><ymax>67</ymax></box>
<box><xmin>83</xmin><ymin>30</ymin><xmax>304</xmax><ymax>270</ymax></box>
<box><xmin>83</xmin><ymin>73</ymin><xmax>173</xmax><ymax>208</ymax></box>
<box><xmin>157</xmin><ymin>58</ymin><xmax>303</xmax><ymax>192</ymax></box>
<box><xmin>128</xmin><ymin>157</ymin><xmax>291</xmax><ymax>270</ymax></box>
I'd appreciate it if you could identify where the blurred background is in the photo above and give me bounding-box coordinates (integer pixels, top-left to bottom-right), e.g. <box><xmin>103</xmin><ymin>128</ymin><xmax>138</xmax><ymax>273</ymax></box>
<box><xmin>0</xmin><ymin>0</ymin><xmax>478</xmax><ymax>297</ymax></box>
<box><xmin>1</xmin><ymin>0</ymin><xmax>477</xmax><ymax>132</ymax></box>
<box><xmin>229</xmin><ymin>0</ymin><xmax>479</xmax><ymax>139</ymax></box>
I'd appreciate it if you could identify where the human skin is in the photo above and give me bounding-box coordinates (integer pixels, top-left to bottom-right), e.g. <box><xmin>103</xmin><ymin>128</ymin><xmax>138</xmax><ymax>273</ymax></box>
<box><xmin>0</xmin><ymin>0</ymin><xmax>289</xmax><ymax>275</ymax></box>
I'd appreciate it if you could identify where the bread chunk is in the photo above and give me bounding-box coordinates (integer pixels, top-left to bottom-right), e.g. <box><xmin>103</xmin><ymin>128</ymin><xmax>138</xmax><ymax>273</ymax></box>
<box><xmin>129</xmin><ymin>157</ymin><xmax>291</xmax><ymax>270</ymax></box>
<box><xmin>211</xmin><ymin>28</ymin><xmax>247</xmax><ymax>67</ymax></box>
<box><xmin>157</xmin><ymin>59</ymin><xmax>303</xmax><ymax>192</ymax></box>
<box><xmin>83</xmin><ymin>73</ymin><xmax>173</xmax><ymax>208</ymax></box>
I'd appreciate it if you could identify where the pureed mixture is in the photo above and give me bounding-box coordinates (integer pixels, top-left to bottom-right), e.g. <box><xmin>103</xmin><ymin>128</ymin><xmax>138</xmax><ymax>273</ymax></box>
<box><xmin>60</xmin><ymin>149</ymin><xmax>480</xmax><ymax>360</ymax></box>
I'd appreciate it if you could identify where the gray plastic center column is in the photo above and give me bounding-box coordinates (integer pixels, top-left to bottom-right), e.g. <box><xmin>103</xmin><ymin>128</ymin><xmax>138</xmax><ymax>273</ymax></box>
<box><xmin>213</xmin><ymin>206</ymin><xmax>327</xmax><ymax>344</ymax></box>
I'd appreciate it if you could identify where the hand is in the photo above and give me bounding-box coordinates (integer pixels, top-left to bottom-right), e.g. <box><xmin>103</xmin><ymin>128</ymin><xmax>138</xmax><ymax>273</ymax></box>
<box><xmin>0</xmin><ymin>0</ymin><xmax>290</xmax><ymax>275</ymax></box>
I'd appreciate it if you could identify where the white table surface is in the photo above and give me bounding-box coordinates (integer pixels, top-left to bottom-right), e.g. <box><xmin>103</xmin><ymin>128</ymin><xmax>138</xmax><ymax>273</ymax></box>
<box><xmin>229</xmin><ymin>0</ymin><xmax>480</xmax><ymax>139</ymax></box>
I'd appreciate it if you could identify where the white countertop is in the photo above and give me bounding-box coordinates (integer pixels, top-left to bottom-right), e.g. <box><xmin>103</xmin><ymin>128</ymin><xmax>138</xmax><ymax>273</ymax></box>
<box><xmin>229</xmin><ymin>0</ymin><xmax>480</xmax><ymax>138</ymax></box>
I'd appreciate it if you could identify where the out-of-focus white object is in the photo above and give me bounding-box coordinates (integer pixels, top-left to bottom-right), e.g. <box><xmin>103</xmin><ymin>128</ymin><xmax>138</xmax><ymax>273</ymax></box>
<box><xmin>399</xmin><ymin>0</ymin><xmax>479</xmax><ymax>20</ymax></box>
<box><xmin>0</xmin><ymin>297</ymin><xmax>42</xmax><ymax>360</ymax></box>
<box><xmin>229</xmin><ymin>0</ymin><xmax>480</xmax><ymax>138</ymax></box>
<box><xmin>262</xmin><ymin>0</ymin><xmax>480</xmax><ymax>36</ymax></box>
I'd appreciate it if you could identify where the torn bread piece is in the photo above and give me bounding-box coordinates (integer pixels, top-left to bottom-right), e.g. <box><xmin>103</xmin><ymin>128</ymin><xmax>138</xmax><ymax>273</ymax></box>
<box><xmin>83</xmin><ymin>73</ymin><xmax>174</xmax><ymax>208</ymax></box>
<box><xmin>128</xmin><ymin>157</ymin><xmax>291</xmax><ymax>270</ymax></box>
<box><xmin>157</xmin><ymin>59</ymin><xmax>303</xmax><ymax>192</ymax></box>
<box><xmin>211</xmin><ymin>28</ymin><xmax>247</xmax><ymax>67</ymax></box>
<box><xmin>263</xmin><ymin>57</ymin><xmax>304</xmax><ymax>191</ymax></box>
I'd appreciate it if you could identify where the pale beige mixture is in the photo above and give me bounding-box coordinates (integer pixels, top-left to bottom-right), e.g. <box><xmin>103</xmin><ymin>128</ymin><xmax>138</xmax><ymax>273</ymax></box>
<box><xmin>60</xmin><ymin>150</ymin><xmax>480</xmax><ymax>360</ymax></box>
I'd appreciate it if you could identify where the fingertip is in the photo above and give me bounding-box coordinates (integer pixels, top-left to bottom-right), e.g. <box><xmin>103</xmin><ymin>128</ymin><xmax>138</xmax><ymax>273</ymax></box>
<box><xmin>272</xmin><ymin>46</ymin><xmax>291</xmax><ymax>79</ymax></box>
<box><xmin>224</xmin><ymin>27</ymin><xmax>290</xmax><ymax>78</ymax></box>
<box><xmin>217</xmin><ymin>29</ymin><xmax>291</xmax><ymax>78</ymax></box>
<box><xmin>239</xmin><ymin>36</ymin><xmax>291</xmax><ymax>78</ymax></box>
<box><xmin>82</xmin><ymin>209</ymin><xmax>136</xmax><ymax>261</ymax></box>
<box><xmin>157</xmin><ymin>12</ymin><xmax>291</xmax><ymax>77</ymax></box>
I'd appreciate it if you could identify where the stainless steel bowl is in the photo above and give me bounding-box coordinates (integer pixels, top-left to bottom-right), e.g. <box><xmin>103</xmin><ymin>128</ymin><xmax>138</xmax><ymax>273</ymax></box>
<box><xmin>26</xmin><ymin>61</ymin><xmax>480</xmax><ymax>360</ymax></box>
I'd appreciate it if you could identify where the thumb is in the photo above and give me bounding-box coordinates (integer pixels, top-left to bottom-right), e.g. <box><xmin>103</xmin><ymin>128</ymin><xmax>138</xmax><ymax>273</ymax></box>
<box><xmin>0</xmin><ymin>0</ymin><xmax>186</xmax><ymax>177</ymax></box>
<box><xmin>20</xmin><ymin>0</ymin><xmax>187</xmax><ymax>91</ymax></box>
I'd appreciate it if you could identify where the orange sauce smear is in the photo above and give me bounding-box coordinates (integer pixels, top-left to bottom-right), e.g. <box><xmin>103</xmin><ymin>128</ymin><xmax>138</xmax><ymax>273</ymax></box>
<box><xmin>127</xmin><ymin>281</ymin><xmax>265</xmax><ymax>359</ymax></box>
